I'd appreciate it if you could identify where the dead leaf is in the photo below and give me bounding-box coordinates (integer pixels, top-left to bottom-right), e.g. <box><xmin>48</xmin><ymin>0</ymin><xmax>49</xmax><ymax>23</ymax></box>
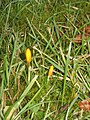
<box><xmin>84</xmin><ymin>26</ymin><xmax>90</xmax><ymax>35</ymax></box>
<box><xmin>73</xmin><ymin>34</ymin><xmax>87</xmax><ymax>44</ymax></box>
<box><xmin>73</xmin><ymin>25</ymin><xmax>90</xmax><ymax>44</ymax></box>
<box><xmin>79</xmin><ymin>98</ymin><xmax>90</xmax><ymax>111</ymax></box>
<box><xmin>73</xmin><ymin>34</ymin><xmax>82</xmax><ymax>44</ymax></box>
<box><xmin>59</xmin><ymin>104</ymin><xmax>69</xmax><ymax>112</ymax></box>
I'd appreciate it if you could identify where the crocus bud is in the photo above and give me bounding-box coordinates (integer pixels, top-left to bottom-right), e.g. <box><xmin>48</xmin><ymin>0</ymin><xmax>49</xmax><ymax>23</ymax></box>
<box><xmin>25</xmin><ymin>48</ymin><xmax>32</xmax><ymax>65</ymax></box>
<box><xmin>48</xmin><ymin>65</ymin><xmax>54</xmax><ymax>77</ymax></box>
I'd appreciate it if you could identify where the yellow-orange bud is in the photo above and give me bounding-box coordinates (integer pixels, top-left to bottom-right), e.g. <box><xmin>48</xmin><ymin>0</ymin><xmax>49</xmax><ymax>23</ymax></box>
<box><xmin>73</xmin><ymin>93</ymin><xmax>77</xmax><ymax>99</ymax></box>
<box><xmin>48</xmin><ymin>65</ymin><xmax>54</xmax><ymax>77</ymax></box>
<box><xmin>25</xmin><ymin>48</ymin><xmax>32</xmax><ymax>65</ymax></box>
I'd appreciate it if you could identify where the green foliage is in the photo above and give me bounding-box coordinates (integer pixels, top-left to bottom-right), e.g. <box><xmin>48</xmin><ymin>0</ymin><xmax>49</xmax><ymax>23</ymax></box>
<box><xmin>0</xmin><ymin>0</ymin><xmax>90</xmax><ymax>119</ymax></box>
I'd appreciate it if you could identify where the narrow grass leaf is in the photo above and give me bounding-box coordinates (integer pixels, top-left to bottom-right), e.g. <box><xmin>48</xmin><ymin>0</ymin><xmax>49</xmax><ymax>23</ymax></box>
<box><xmin>65</xmin><ymin>95</ymin><xmax>79</xmax><ymax>120</ymax></box>
<box><xmin>62</xmin><ymin>42</ymin><xmax>72</xmax><ymax>105</ymax></box>
<box><xmin>14</xmin><ymin>87</ymin><xmax>42</xmax><ymax>120</ymax></box>
<box><xmin>26</xmin><ymin>17</ymin><xmax>36</xmax><ymax>37</ymax></box>
<box><xmin>5</xmin><ymin>3</ymin><xmax>11</xmax><ymax>29</ymax></box>
<box><xmin>4</xmin><ymin>75</ymin><xmax>38</xmax><ymax>120</ymax></box>
<box><xmin>4</xmin><ymin>55</ymin><xmax>9</xmax><ymax>86</ymax></box>
<box><xmin>8</xmin><ymin>37</ymin><xmax>17</xmax><ymax>87</ymax></box>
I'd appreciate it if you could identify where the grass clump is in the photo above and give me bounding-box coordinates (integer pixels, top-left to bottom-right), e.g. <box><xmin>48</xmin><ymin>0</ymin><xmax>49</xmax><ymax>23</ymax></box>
<box><xmin>0</xmin><ymin>0</ymin><xmax>90</xmax><ymax>119</ymax></box>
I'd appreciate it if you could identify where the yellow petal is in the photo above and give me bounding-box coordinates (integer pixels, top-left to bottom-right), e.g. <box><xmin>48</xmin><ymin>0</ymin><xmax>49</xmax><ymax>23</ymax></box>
<box><xmin>25</xmin><ymin>48</ymin><xmax>32</xmax><ymax>64</ymax></box>
<box><xmin>48</xmin><ymin>65</ymin><xmax>54</xmax><ymax>76</ymax></box>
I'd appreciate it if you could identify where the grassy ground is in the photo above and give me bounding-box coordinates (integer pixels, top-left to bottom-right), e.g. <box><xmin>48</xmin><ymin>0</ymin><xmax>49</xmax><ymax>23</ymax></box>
<box><xmin>0</xmin><ymin>0</ymin><xmax>90</xmax><ymax>120</ymax></box>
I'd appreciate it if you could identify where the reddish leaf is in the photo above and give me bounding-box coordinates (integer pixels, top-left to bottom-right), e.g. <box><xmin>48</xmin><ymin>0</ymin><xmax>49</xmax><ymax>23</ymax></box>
<box><xmin>73</xmin><ymin>34</ymin><xmax>87</xmax><ymax>44</ymax></box>
<box><xmin>84</xmin><ymin>26</ymin><xmax>90</xmax><ymax>35</ymax></box>
<box><xmin>73</xmin><ymin>34</ymin><xmax>82</xmax><ymax>44</ymax></box>
<box><xmin>60</xmin><ymin>104</ymin><xmax>69</xmax><ymax>112</ymax></box>
<box><xmin>79</xmin><ymin>98</ymin><xmax>90</xmax><ymax>111</ymax></box>
<box><xmin>73</xmin><ymin>25</ymin><xmax>90</xmax><ymax>44</ymax></box>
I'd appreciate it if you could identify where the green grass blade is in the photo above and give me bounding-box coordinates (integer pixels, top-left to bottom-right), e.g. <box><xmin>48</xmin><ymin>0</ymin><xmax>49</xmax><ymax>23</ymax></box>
<box><xmin>14</xmin><ymin>87</ymin><xmax>42</xmax><ymax>120</ymax></box>
<box><xmin>4</xmin><ymin>55</ymin><xmax>9</xmax><ymax>86</ymax></box>
<box><xmin>65</xmin><ymin>95</ymin><xmax>79</xmax><ymax>120</ymax></box>
<box><xmin>62</xmin><ymin>42</ymin><xmax>72</xmax><ymax>105</ymax></box>
<box><xmin>8</xmin><ymin>37</ymin><xmax>17</xmax><ymax>87</ymax></box>
<box><xmin>4</xmin><ymin>75</ymin><xmax>38</xmax><ymax>120</ymax></box>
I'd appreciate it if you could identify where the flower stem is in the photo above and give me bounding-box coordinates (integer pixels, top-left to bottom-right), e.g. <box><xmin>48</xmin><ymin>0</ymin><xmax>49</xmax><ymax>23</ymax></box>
<box><xmin>28</xmin><ymin>66</ymin><xmax>31</xmax><ymax>83</ymax></box>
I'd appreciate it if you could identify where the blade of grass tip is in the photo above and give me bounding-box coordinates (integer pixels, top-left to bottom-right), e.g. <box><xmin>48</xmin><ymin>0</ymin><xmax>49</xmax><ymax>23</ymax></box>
<box><xmin>14</xmin><ymin>62</ymin><xmax>21</xmax><ymax>85</ymax></box>
<box><xmin>59</xmin><ymin>46</ymin><xmax>66</xmax><ymax>65</ymax></box>
<box><xmin>14</xmin><ymin>88</ymin><xmax>42</xmax><ymax>120</ymax></box>
<box><xmin>4</xmin><ymin>75</ymin><xmax>38</xmax><ymax>120</ymax></box>
<box><xmin>53</xmin><ymin>18</ymin><xmax>60</xmax><ymax>41</ymax></box>
<box><xmin>62</xmin><ymin>42</ymin><xmax>72</xmax><ymax>105</ymax></box>
<box><xmin>5</xmin><ymin>3</ymin><xmax>11</xmax><ymax>30</ymax></box>
<box><xmin>45</xmin><ymin>26</ymin><xmax>54</xmax><ymax>52</ymax></box>
<box><xmin>53</xmin><ymin>19</ymin><xmax>65</xmax><ymax>56</ymax></box>
<box><xmin>65</xmin><ymin>94</ymin><xmax>79</xmax><ymax>120</ymax></box>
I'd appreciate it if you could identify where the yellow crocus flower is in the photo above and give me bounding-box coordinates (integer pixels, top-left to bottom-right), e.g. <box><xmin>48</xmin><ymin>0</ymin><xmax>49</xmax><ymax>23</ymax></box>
<box><xmin>48</xmin><ymin>65</ymin><xmax>54</xmax><ymax>77</ymax></box>
<box><xmin>25</xmin><ymin>48</ymin><xmax>32</xmax><ymax>65</ymax></box>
